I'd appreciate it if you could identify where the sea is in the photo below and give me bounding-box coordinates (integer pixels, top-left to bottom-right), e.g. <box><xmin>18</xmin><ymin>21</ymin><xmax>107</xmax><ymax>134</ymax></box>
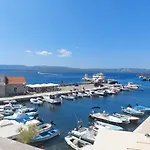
<box><xmin>1</xmin><ymin>71</ymin><xmax>150</xmax><ymax>150</ymax></box>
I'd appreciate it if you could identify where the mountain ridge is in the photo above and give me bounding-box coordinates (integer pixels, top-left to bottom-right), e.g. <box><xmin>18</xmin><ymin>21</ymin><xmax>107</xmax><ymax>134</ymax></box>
<box><xmin>0</xmin><ymin>65</ymin><xmax>149</xmax><ymax>73</ymax></box>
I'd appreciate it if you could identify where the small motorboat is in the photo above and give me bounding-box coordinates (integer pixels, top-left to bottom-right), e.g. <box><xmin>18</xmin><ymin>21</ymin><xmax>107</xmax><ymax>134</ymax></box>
<box><xmin>113</xmin><ymin>113</ymin><xmax>139</xmax><ymax>124</ymax></box>
<box><xmin>91</xmin><ymin>121</ymin><xmax>123</xmax><ymax>132</ymax></box>
<box><xmin>89</xmin><ymin>107</ymin><xmax>124</xmax><ymax>125</ymax></box>
<box><xmin>132</xmin><ymin>104</ymin><xmax>150</xmax><ymax>112</ymax></box>
<box><xmin>4</xmin><ymin>112</ymin><xmax>34</xmax><ymax>123</ymax></box>
<box><xmin>43</xmin><ymin>95</ymin><xmax>62</xmax><ymax>104</ymax></box>
<box><xmin>65</xmin><ymin>135</ymin><xmax>92</xmax><ymax>150</ymax></box>
<box><xmin>94</xmin><ymin>90</ymin><xmax>107</xmax><ymax>96</ymax></box>
<box><xmin>127</xmin><ymin>82</ymin><xmax>140</xmax><ymax>90</ymax></box>
<box><xmin>61</xmin><ymin>94</ymin><xmax>75</xmax><ymax>100</ymax></box>
<box><xmin>31</xmin><ymin>128</ymin><xmax>60</xmax><ymax>143</ymax></box>
<box><xmin>30</xmin><ymin>98</ymin><xmax>43</xmax><ymax>105</ymax></box>
<box><xmin>4</xmin><ymin>103</ymin><xmax>23</xmax><ymax>110</ymax></box>
<box><xmin>122</xmin><ymin>107</ymin><xmax>144</xmax><ymax>116</ymax></box>
<box><xmin>19</xmin><ymin>108</ymin><xmax>38</xmax><ymax>117</ymax></box>
<box><xmin>70</xmin><ymin>126</ymin><xmax>96</xmax><ymax>144</ymax></box>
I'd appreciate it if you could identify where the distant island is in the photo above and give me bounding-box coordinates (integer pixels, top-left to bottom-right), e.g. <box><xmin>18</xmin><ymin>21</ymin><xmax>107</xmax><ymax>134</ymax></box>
<box><xmin>0</xmin><ymin>65</ymin><xmax>149</xmax><ymax>73</ymax></box>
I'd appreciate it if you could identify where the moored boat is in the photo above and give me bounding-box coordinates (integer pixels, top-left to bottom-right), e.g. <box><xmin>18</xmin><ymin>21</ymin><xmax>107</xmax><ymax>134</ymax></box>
<box><xmin>65</xmin><ymin>135</ymin><xmax>92</xmax><ymax>150</ymax></box>
<box><xmin>121</xmin><ymin>107</ymin><xmax>144</xmax><ymax>116</ymax></box>
<box><xmin>113</xmin><ymin>113</ymin><xmax>139</xmax><ymax>124</ymax></box>
<box><xmin>89</xmin><ymin>107</ymin><xmax>124</xmax><ymax>125</ymax></box>
<box><xmin>61</xmin><ymin>94</ymin><xmax>75</xmax><ymax>100</ymax></box>
<box><xmin>31</xmin><ymin>128</ymin><xmax>60</xmax><ymax>143</ymax></box>
<box><xmin>132</xmin><ymin>104</ymin><xmax>150</xmax><ymax>112</ymax></box>
<box><xmin>91</xmin><ymin>121</ymin><xmax>123</xmax><ymax>131</ymax></box>
<box><xmin>70</xmin><ymin>126</ymin><xmax>96</xmax><ymax>144</ymax></box>
<box><xmin>4</xmin><ymin>112</ymin><xmax>34</xmax><ymax>123</ymax></box>
<box><xmin>30</xmin><ymin>98</ymin><xmax>43</xmax><ymax>105</ymax></box>
<box><xmin>43</xmin><ymin>95</ymin><xmax>62</xmax><ymax>104</ymax></box>
<box><xmin>19</xmin><ymin>107</ymin><xmax>38</xmax><ymax>117</ymax></box>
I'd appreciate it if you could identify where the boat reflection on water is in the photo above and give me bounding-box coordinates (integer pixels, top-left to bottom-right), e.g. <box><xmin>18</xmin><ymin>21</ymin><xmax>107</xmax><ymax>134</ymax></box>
<box><xmin>43</xmin><ymin>102</ymin><xmax>61</xmax><ymax>112</ymax></box>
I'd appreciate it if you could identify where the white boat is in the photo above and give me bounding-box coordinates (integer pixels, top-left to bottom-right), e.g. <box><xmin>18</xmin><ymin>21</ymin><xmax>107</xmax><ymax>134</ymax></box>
<box><xmin>19</xmin><ymin>108</ymin><xmax>38</xmax><ymax>117</ymax></box>
<box><xmin>91</xmin><ymin>121</ymin><xmax>123</xmax><ymax>131</ymax></box>
<box><xmin>43</xmin><ymin>95</ymin><xmax>62</xmax><ymax>104</ymax></box>
<box><xmin>127</xmin><ymin>82</ymin><xmax>140</xmax><ymax>90</ymax></box>
<box><xmin>113</xmin><ymin>113</ymin><xmax>139</xmax><ymax>124</ymax></box>
<box><xmin>92</xmin><ymin>73</ymin><xmax>105</xmax><ymax>82</ymax></box>
<box><xmin>94</xmin><ymin>90</ymin><xmax>107</xmax><ymax>96</ymax></box>
<box><xmin>89</xmin><ymin>108</ymin><xmax>125</xmax><ymax>125</ymax></box>
<box><xmin>122</xmin><ymin>107</ymin><xmax>144</xmax><ymax>116</ymax></box>
<box><xmin>30</xmin><ymin>98</ymin><xmax>43</xmax><ymax>105</ymax></box>
<box><xmin>61</xmin><ymin>94</ymin><xmax>75</xmax><ymax>100</ymax></box>
<box><xmin>65</xmin><ymin>135</ymin><xmax>92</xmax><ymax>150</ymax></box>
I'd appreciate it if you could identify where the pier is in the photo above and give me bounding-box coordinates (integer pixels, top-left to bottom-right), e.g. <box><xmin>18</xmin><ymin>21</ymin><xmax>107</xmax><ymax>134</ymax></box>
<box><xmin>0</xmin><ymin>83</ymin><xmax>107</xmax><ymax>102</ymax></box>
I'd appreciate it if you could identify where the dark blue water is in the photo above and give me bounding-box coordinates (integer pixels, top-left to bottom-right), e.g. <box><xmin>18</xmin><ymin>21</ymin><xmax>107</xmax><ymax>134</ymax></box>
<box><xmin>1</xmin><ymin>71</ymin><xmax>150</xmax><ymax>150</ymax></box>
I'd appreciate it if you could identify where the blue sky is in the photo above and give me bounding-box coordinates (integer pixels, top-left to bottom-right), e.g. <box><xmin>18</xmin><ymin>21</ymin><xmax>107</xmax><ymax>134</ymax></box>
<box><xmin>0</xmin><ymin>0</ymin><xmax>150</xmax><ymax>68</ymax></box>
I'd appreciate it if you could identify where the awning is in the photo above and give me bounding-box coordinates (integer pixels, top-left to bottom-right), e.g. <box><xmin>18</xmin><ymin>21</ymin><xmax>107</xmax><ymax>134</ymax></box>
<box><xmin>26</xmin><ymin>83</ymin><xmax>60</xmax><ymax>88</ymax></box>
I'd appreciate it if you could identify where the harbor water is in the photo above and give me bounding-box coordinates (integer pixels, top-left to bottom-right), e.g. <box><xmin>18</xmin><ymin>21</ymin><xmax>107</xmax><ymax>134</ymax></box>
<box><xmin>1</xmin><ymin>71</ymin><xmax>150</xmax><ymax>150</ymax></box>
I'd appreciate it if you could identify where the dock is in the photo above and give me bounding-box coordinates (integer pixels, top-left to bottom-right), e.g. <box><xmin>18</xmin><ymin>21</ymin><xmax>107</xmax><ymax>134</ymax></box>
<box><xmin>0</xmin><ymin>83</ymin><xmax>108</xmax><ymax>102</ymax></box>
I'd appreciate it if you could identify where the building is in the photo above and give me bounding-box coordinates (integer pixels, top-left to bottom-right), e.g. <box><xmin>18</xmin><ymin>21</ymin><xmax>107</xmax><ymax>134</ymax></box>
<box><xmin>0</xmin><ymin>75</ymin><xmax>26</xmax><ymax>97</ymax></box>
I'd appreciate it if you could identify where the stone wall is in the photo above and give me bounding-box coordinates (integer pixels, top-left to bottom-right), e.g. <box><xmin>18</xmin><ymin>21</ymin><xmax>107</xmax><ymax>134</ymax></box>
<box><xmin>5</xmin><ymin>84</ymin><xmax>27</xmax><ymax>96</ymax></box>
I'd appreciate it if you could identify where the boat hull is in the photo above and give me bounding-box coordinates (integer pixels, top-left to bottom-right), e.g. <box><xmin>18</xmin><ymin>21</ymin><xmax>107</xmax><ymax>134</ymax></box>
<box><xmin>31</xmin><ymin>129</ymin><xmax>60</xmax><ymax>143</ymax></box>
<box><xmin>89</xmin><ymin>114</ymin><xmax>124</xmax><ymax>126</ymax></box>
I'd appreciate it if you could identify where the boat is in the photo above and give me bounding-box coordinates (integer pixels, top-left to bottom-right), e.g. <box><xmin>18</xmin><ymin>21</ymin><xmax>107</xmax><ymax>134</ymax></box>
<box><xmin>127</xmin><ymin>82</ymin><xmax>140</xmax><ymax>90</ymax></box>
<box><xmin>4</xmin><ymin>112</ymin><xmax>34</xmax><ymax>123</ymax></box>
<box><xmin>113</xmin><ymin>113</ymin><xmax>139</xmax><ymax>124</ymax></box>
<box><xmin>19</xmin><ymin>108</ymin><xmax>38</xmax><ymax>117</ymax></box>
<box><xmin>31</xmin><ymin>128</ymin><xmax>60</xmax><ymax>143</ymax></box>
<box><xmin>89</xmin><ymin>107</ymin><xmax>124</xmax><ymax>125</ymax></box>
<box><xmin>85</xmin><ymin>90</ymin><xmax>99</xmax><ymax>97</ymax></box>
<box><xmin>61</xmin><ymin>94</ymin><xmax>75</xmax><ymax>100</ymax></box>
<box><xmin>94</xmin><ymin>90</ymin><xmax>107</xmax><ymax>96</ymax></box>
<box><xmin>121</xmin><ymin>107</ymin><xmax>144</xmax><ymax>116</ymax></box>
<box><xmin>92</xmin><ymin>73</ymin><xmax>105</xmax><ymax>82</ymax></box>
<box><xmin>30</xmin><ymin>98</ymin><xmax>43</xmax><ymax>105</ymax></box>
<box><xmin>65</xmin><ymin>135</ymin><xmax>92</xmax><ymax>150</ymax></box>
<box><xmin>107</xmin><ymin>79</ymin><xmax>118</xmax><ymax>84</ymax></box>
<box><xmin>70</xmin><ymin>126</ymin><xmax>96</xmax><ymax>144</ymax></box>
<box><xmin>142</xmin><ymin>77</ymin><xmax>148</xmax><ymax>81</ymax></box>
<box><xmin>132</xmin><ymin>104</ymin><xmax>150</xmax><ymax>112</ymax></box>
<box><xmin>4</xmin><ymin>103</ymin><xmax>23</xmax><ymax>110</ymax></box>
<box><xmin>43</xmin><ymin>95</ymin><xmax>62</xmax><ymax>104</ymax></box>
<box><xmin>91</xmin><ymin>121</ymin><xmax>123</xmax><ymax>131</ymax></box>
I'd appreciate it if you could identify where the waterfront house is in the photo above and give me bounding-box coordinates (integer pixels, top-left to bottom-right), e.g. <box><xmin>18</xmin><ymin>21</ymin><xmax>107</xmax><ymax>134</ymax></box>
<box><xmin>0</xmin><ymin>75</ymin><xmax>26</xmax><ymax>97</ymax></box>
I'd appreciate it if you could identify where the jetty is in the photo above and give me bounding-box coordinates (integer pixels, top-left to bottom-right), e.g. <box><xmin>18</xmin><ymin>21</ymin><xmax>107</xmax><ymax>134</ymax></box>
<box><xmin>0</xmin><ymin>83</ymin><xmax>106</xmax><ymax>102</ymax></box>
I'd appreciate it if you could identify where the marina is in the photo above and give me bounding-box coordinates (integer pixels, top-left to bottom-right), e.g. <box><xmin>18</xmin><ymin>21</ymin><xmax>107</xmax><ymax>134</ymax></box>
<box><xmin>0</xmin><ymin>71</ymin><xmax>149</xmax><ymax>150</ymax></box>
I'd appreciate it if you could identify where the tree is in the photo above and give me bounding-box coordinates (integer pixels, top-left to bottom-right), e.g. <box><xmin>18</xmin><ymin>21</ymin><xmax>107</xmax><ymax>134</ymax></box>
<box><xmin>17</xmin><ymin>125</ymin><xmax>38</xmax><ymax>144</ymax></box>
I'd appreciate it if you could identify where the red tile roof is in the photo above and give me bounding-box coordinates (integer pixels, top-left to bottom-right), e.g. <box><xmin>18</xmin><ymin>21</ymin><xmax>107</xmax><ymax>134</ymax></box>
<box><xmin>6</xmin><ymin>76</ymin><xmax>26</xmax><ymax>85</ymax></box>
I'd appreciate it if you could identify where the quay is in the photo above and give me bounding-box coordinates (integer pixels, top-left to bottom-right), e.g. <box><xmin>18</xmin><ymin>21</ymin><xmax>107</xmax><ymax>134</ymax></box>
<box><xmin>82</xmin><ymin>117</ymin><xmax>150</xmax><ymax>150</ymax></box>
<box><xmin>0</xmin><ymin>83</ymin><xmax>108</xmax><ymax>102</ymax></box>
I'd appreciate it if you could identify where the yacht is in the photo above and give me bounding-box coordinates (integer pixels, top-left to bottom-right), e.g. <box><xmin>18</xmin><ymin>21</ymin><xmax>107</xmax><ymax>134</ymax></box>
<box><xmin>92</xmin><ymin>73</ymin><xmax>105</xmax><ymax>82</ymax></box>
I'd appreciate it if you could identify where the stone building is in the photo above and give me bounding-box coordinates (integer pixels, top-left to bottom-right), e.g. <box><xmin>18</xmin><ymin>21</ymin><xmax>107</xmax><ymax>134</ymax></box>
<box><xmin>0</xmin><ymin>75</ymin><xmax>26</xmax><ymax>97</ymax></box>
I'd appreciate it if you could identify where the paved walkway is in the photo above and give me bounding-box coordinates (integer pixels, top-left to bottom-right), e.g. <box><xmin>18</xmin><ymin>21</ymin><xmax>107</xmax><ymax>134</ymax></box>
<box><xmin>0</xmin><ymin>83</ymin><xmax>108</xmax><ymax>102</ymax></box>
